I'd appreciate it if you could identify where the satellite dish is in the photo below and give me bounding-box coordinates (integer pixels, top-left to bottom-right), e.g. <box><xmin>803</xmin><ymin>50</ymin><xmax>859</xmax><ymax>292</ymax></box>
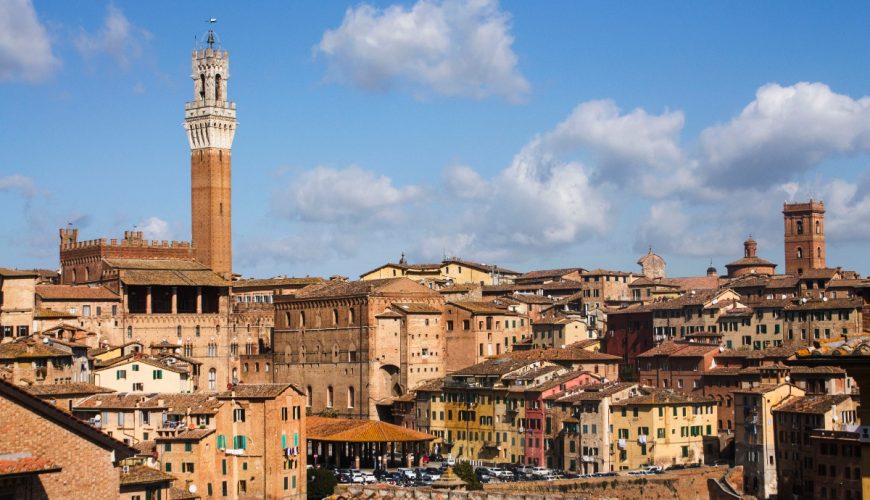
<box><xmin>189</xmin><ymin>484</ymin><xmax>198</xmax><ymax>494</ymax></box>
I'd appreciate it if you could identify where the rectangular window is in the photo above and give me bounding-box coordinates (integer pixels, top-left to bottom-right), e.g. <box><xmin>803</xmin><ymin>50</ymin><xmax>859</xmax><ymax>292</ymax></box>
<box><xmin>234</xmin><ymin>408</ymin><xmax>246</xmax><ymax>422</ymax></box>
<box><xmin>152</xmin><ymin>370</ymin><xmax>162</xmax><ymax>380</ymax></box>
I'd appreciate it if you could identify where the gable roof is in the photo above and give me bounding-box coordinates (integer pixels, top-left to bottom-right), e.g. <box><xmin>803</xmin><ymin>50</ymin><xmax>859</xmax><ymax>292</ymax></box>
<box><xmin>104</xmin><ymin>259</ymin><xmax>228</xmax><ymax>287</ymax></box>
<box><xmin>292</xmin><ymin>278</ymin><xmax>436</xmax><ymax>300</ymax></box>
<box><xmin>217</xmin><ymin>383</ymin><xmax>303</xmax><ymax>399</ymax></box>
<box><xmin>0</xmin><ymin>378</ymin><xmax>136</xmax><ymax>460</ymax></box>
<box><xmin>448</xmin><ymin>301</ymin><xmax>512</xmax><ymax>315</ymax></box>
<box><xmin>36</xmin><ymin>285</ymin><xmax>119</xmax><ymax>301</ymax></box>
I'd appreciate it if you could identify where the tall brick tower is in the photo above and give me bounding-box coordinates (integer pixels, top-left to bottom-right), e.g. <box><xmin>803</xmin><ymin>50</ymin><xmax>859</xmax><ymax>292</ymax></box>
<box><xmin>184</xmin><ymin>29</ymin><xmax>236</xmax><ymax>278</ymax></box>
<box><xmin>783</xmin><ymin>200</ymin><xmax>826</xmax><ymax>276</ymax></box>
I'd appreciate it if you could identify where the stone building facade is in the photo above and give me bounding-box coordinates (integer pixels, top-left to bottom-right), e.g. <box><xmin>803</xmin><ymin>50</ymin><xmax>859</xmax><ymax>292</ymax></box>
<box><xmin>0</xmin><ymin>268</ymin><xmax>37</xmax><ymax>339</ymax></box>
<box><xmin>272</xmin><ymin>278</ymin><xmax>446</xmax><ymax>419</ymax></box>
<box><xmin>783</xmin><ymin>200</ymin><xmax>826</xmax><ymax>276</ymax></box>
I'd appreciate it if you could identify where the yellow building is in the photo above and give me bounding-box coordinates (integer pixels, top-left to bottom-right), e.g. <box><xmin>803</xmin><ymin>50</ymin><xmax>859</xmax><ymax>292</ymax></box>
<box><xmin>360</xmin><ymin>256</ymin><xmax>520</xmax><ymax>287</ymax></box>
<box><xmin>610</xmin><ymin>388</ymin><xmax>718</xmax><ymax>470</ymax></box>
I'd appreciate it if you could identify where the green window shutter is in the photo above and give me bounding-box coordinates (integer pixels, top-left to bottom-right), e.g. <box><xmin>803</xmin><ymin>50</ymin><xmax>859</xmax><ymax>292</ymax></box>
<box><xmin>281</xmin><ymin>434</ymin><xmax>287</xmax><ymax>449</ymax></box>
<box><xmin>294</xmin><ymin>432</ymin><xmax>299</xmax><ymax>447</ymax></box>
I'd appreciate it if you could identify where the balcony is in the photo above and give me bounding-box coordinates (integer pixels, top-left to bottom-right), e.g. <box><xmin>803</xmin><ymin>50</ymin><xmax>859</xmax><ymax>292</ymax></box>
<box><xmin>157</xmin><ymin>420</ymin><xmax>187</xmax><ymax>437</ymax></box>
<box><xmin>482</xmin><ymin>441</ymin><xmax>499</xmax><ymax>449</ymax></box>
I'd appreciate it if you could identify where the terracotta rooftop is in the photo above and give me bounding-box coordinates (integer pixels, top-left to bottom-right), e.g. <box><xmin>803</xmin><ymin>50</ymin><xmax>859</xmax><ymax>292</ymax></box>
<box><xmin>292</xmin><ymin>277</ymin><xmax>434</xmax><ymax>300</ymax></box>
<box><xmin>783</xmin><ymin>298</ymin><xmax>863</xmax><ymax>311</ymax></box>
<box><xmin>548</xmin><ymin>382</ymin><xmax>637</xmax><ymax>402</ymax></box>
<box><xmin>506</xmin><ymin>343</ymin><xmax>620</xmax><ymax>363</ymax></box>
<box><xmin>105</xmin><ymin>258</ymin><xmax>228</xmax><ymax>287</ymax></box>
<box><xmin>24</xmin><ymin>383</ymin><xmax>114</xmax><ymax>397</ymax></box>
<box><xmin>75</xmin><ymin>393</ymin><xmax>223</xmax><ymax>414</ymax></box>
<box><xmin>794</xmin><ymin>336</ymin><xmax>870</xmax><ymax>358</ymax></box>
<box><xmin>451</xmin><ymin>357</ymin><xmax>539</xmax><ymax>377</ymax></box>
<box><xmin>503</xmin><ymin>293</ymin><xmax>556</xmax><ymax>305</ymax></box>
<box><xmin>647</xmin><ymin>290</ymin><xmax>720</xmax><ymax>310</ymax></box>
<box><xmin>391</xmin><ymin>303</ymin><xmax>442</xmax><ymax>314</ymax></box>
<box><xmin>155</xmin><ymin>428</ymin><xmax>215</xmax><ymax>441</ymax></box>
<box><xmin>307</xmin><ymin>416</ymin><xmax>435</xmax><ymax>443</ymax></box>
<box><xmin>515</xmin><ymin>268</ymin><xmax>584</xmax><ymax>282</ymax></box>
<box><xmin>0</xmin><ymin>453</ymin><xmax>60</xmax><ymax>477</ymax></box>
<box><xmin>232</xmin><ymin>276</ymin><xmax>325</xmax><ymax>288</ymax></box>
<box><xmin>0</xmin><ymin>268</ymin><xmax>39</xmax><ymax>278</ymax></box>
<box><xmin>773</xmin><ymin>394</ymin><xmax>853</xmax><ymax>415</ymax></box>
<box><xmin>119</xmin><ymin>465</ymin><xmax>175</xmax><ymax>486</ymax></box>
<box><xmin>635</xmin><ymin>341</ymin><xmax>719</xmax><ymax>359</ymax></box>
<box><xmin>0</xmin><ymin>341</ymin><xmax>71</xmax><ymax>360</ymax></box>
<box><xmin>448</xmin><ymin>300</ymin><xmax>513</xmax><ymax>315</ymax></box>
<box><xmin>36</xmin><ymin>284</ymin><xmax>119</xmax><ymax>301</ymax></box>
<box><xmin>33</xmin><ymin>309</ymin><xmax>77</xmax><ymax>319</ymax></box>
<box><xmin>716</xmin><ymin>344</ymin><xmax>800</xmax><ymax>360</ymax></box>
<box><xmin>796</xmin><ymin>268</ymin><xmax>840</xmax><ymax>280</ymax></box>
<box><xmin>612</xmin><ymin>388</ymin><xmax>715</xmax><ymax>406</ymax></box>
<box><xmin>218</xmin><ymin>383</ymin><xmax>302</xmax><ymax>399</ymax></box>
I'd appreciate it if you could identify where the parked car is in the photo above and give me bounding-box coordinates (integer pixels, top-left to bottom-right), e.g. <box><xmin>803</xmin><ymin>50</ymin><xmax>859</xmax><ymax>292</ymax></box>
<box><xmin>424</xmin><ymin>467</ymin><xmax>442</xmax><ymax>480</ymax></box>
<box><xmin>351</xmin><ymin>473</ymin><xmax>365</xmax><ymax>484</ymax></box>
<box><xmin>642</xmin><ymin>465</ymin><xmax>664</xmax><ymax>474</ymax></box>
<box><xmin>428</xmin><ymin>453</ymin><xmax>444</xmax><ymax>463</ymax></box>
<box><xmin>398</xmin><ymin>468</ymin><xmax>416</xmax><ymax>480</ymax></box>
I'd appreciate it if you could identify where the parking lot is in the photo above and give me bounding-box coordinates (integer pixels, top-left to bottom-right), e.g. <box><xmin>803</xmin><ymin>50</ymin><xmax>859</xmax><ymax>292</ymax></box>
<box><xmin>320</xmin><ymin>459</ymin><xmax>727</xmax><ymax>488</ymax></box>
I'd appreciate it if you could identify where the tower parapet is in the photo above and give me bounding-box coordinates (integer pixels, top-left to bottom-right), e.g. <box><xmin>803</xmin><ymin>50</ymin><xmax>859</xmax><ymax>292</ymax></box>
<box><xmin>183</xmin><ymin>48</ymin><xmax>236</xmax><ymax>150</ymax></box>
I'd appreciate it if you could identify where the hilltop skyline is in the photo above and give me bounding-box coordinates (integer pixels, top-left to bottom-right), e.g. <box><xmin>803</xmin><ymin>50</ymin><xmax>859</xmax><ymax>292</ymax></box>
<box><xmin>3</xmin><ymin>1</ymin><xmax>870</xmax><ymax>278</ymax></box>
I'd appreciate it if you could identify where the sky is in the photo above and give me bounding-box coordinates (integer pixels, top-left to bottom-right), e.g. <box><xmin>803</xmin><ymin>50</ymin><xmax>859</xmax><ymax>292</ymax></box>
<box><xmin>3</xmin><ymin>0</ymin><xmax>870</xmax><ymax>280</ymax></box>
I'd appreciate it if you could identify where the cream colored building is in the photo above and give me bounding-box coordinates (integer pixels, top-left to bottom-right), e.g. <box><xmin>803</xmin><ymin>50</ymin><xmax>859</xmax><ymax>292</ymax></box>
<box><xmin>361</xmin><ymin>257</ymin><xmax>520</xmax><ymax>287</ymax></box>
<box><xmin>610</xmin><ymin>388</ymin><xmax>718</xmax><ymax>470</ymax></box>
<box><xmin>95</xmin><ymin>356</ymin><xmax>194</xmax><ymax>393</ymax></box>
<box><xmin>531</xmin><ymin>317</ymin><xmax>594</xmax><ymax>349</ymax></box>
<box><xmin>735</xmin><ymin>380</ymin><xmax>806</xmax><ymax>499</ymax></box>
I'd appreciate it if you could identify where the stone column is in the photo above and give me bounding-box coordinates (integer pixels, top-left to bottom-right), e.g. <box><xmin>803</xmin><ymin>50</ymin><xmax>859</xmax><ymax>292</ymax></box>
<box><xmin>196</xmin><ymin>286</ymin><xmax>202</xmax><ymax>314</ymax></box>
<box><xmin>171</xmin><ymin>286</ymin><xmax>178</xmax><ymax>314</ymax></box>
<box><xmin>145</xmin><ymin>286</ymin><xmax>152</xmax><ymax>314</ymax></box>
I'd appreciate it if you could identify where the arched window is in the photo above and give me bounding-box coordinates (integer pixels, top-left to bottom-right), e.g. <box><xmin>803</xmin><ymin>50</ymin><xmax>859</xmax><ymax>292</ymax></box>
<box><xmin>332</xmin><ymin>344</ymin><xmax>339</xmax><ymax>360</ymax></box>
<box><xmin>265</xmin><ymin>362</ymin><xmax>270</xmax><ymax>373</ymax></box>
<box><xmin>232</xmin><ymin>367</ymin><xmax>238</xmax><ymax>384</ymax></box>
<box><xmin>127</xmin><ymin>326</ymin><xmax>133</xmax><ymax>339</ymax></box>
<box><xmin>176</xmin><ymin>325</ymin><xmax>182</xmax><ymax>338</ymax></box>
<box><xmin>348</xmin><ymin>308</ymin><xmax>355</xmax><ymax>325</ymax></box>
<box><xmin>215</xmin><ymin>74</ymin><xmax>222</xmax><ymax>101</ymax></box>
<box><xmin>796</xmin><ymin>247</ymin><xmax>803</xmax><ymax>259</ymax></box>
<box><xmin>195</xmin><ymin>325</ymin><xmax>201</xmax><ymax>337</ymax></box>
<box><xmin>208</xmin><ymin>368</ymin><xmax>217</xmax><ymax>391</ymax></box>
<box><xmin>326</xmin><ymin>386</ymin><xmax>334</xmax><ymax>408</ymax></box>
<box><xmin>347</xmin><ymin>386</ymin><xmax>355</xmax><ymax>408</ymax></box>
<box><xmin>796</xmin><ymin>220</ymin><xmax>804</xmax><ymax>235</ymax></box>
<box><xmin>285</xmin><ymin>312</ymin><xmax>292</xmax><ymax>328</ymax></box>
<box><xmin>215</xmin><ymin>325</ymin><xmax>220</xmax><ymax>336</ymax></box>
<box><xmin>243</xmin><ymin>363</ymin><xmax>249</xmax><ymax>373</ymax></box>
<box><xmin>84</xmin><ymin>267</ymin><xmax>89</xmax><ymax>281</ymax></box>
<box><xmin>306</xmin><ymin>385</ymin><xmax>313</xmax><ymax>407</ymax></box>
<box><xmin>71</xmin><ymin>268</ymin><xmax>76</xmax><ymax>283</ymax></box>
<box><xmin>817</xmin><ymin>247</ymin><xmax>821</xmax><ymax>258</ymax></box>
<box><xmin>199</xmin><ymin>74</ymin><xmax>206</xmax><ymax>101</ymax></box>
<box><xmin>300</xmin><ymin>311</ymin><xmax>306</xmax><ymax>328</ymax></box>
<box><xmin>332</xmin><ymin>309</ymin><xmax>339</xmax><ymax>326</ymax></box>
<box><xmin>816</xmin><ymin>220</ymin><xmax>821</xmax><ymax>234</ymax></box>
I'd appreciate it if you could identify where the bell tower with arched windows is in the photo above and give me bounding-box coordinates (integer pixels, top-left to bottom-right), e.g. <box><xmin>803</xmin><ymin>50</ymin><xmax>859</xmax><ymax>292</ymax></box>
<box><xmin>783</xmin><ymin>200</ymin><xmax>826</xmax><ymax>276</ymax></box>
<box><xmin>184</xmin><ymin>28</ymin><xmax>236</xmax><ymax>278</ymax></box>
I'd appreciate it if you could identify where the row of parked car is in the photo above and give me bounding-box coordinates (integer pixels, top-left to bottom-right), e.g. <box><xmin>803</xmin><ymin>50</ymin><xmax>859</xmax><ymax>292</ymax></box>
<box><xmin>332</xmin><ymin>466</ymin><xmax>445</xmax><ymax>487</ymax></box>
<box><xmin>472</xmin><ymin>464</ymin><xmax>618</xmax><ymax>483</ymax></box>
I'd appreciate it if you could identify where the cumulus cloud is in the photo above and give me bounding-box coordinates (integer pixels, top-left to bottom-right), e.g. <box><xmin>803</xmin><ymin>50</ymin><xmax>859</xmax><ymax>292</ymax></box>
<box><xmin>443</xmin><ymin>164</ymin><xmax>487</xmax><ymax>199</ymax></box>
<box><xmin>0</xmin><ymin>0</ymin><xmax>59</xmax><ymax>82</ymax></box>
<box><xmin>137</xmin><ymin>216</ymin><xmax>172</xmax><ymax>240</ymax></box>
<box><xmin>75</xmin><ymin>4</ymin><xmax>150</xmax><ymax>68</ymax></box>
<box><xmin>316</xmin><ymin>0</ymin><xmax>530</xmax><ymax>101</ymax></box>
<box><xmin>700</xmin><ymin>82</ymin><xmax>870</xmax><ymax>189</ymax></box>
<box><xmin>275</xmin><ymin>165</ymin><xmax>423</xmax><ymax>223</ymax></box>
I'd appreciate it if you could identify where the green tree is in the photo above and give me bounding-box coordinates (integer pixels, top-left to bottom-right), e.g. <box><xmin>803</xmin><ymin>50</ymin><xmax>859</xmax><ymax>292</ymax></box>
<box><xmin>452</xmin><ymin>462</ymin><xmax>483</xmax><ymax>491</ymax></box>
<box><xmin>307</xmin><ymin>467</ymin><xmax>337</xmax><ymax>499</ymax></box>
<box><xmin>319</xmin><ymin>407</ymin><xmax>338</xmax><ymax>418</ymax></box>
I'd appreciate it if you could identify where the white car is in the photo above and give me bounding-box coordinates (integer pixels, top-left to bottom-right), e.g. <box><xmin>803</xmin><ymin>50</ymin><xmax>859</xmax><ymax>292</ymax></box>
<box><xmin>530</xmin><ymin>467</ymin><xmax>551</xmax><ymax>478</ymax></box>
<box><xmin>398</xmin><ymin>468</ymin><xmax>416</xmax><ymax>480</ymax></box>
<box><xmin>363</xmin><ymin>472</ymin><xmax>377</xmax><ymax>484</ymax></box>
<box><xmin>351</xmin><ymin>473</ymin><xmax>365</xmax><ymax>484</ymax></box>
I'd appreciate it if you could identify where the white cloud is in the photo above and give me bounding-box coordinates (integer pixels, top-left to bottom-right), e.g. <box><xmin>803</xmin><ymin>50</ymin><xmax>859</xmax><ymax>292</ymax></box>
<box><xmin>137</xmin><ymin>216</ymin><xmax>172</xmax><ymax>240</ymax></box>
<box><xmin>700</xmin><ymin>82</ymin><xmax>870</xmax><ymax>189</ymax></box>
<box><xmin>275</xmin><ymin>165</ymin><xmax>423</xmax><ymax>223</ymax></box>
<box><xmin>0</xmin><ymin>0</ymin><xmax>59</xmax><ymax>82</ymax></box>
<box><xmin>443</xmin><ymin>164</ymin><xmax>487</xmax><ymax>199</ymax></box>
<box><xmin>316</xmin><ymin>0</ymin><xmax>529</xmax><ymax>101</ymax></box>
<box><xmin>75</xmin><ymin>4</ymin><xmax>149</xmax><ymax>68</ymax></box>
<box><xmin>0</xmin><ymin>174</ymin><xmax>35</xmax><ymax>196</ymax></box>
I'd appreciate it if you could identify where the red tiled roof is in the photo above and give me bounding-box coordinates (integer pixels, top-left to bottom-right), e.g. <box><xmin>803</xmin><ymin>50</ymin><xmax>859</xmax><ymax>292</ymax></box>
<box><xmin>0</xmin><ymin>453</ymin><xmax>60</xmax><ymax>476</ymax></box>
<box><xmin>119</xmin><ymin>465</ymin><xmax>175</xmax><ymax>486</ymax></box>
<box><xmin>36</xmin><ymin>284</ymin><xmax>119</xmax><ymax>301</ymax></box>
<box><xmin>308</xmin><ymin>417</ymin><xmax>435</xmax><ymax>443</ymax></box>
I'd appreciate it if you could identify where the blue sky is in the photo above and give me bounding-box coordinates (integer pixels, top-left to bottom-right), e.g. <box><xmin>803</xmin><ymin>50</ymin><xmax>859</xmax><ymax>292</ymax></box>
<box><xmin>3</xmin><ymin>0</ymin><xmax>870</xmax><ymax>279</ymax></box>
